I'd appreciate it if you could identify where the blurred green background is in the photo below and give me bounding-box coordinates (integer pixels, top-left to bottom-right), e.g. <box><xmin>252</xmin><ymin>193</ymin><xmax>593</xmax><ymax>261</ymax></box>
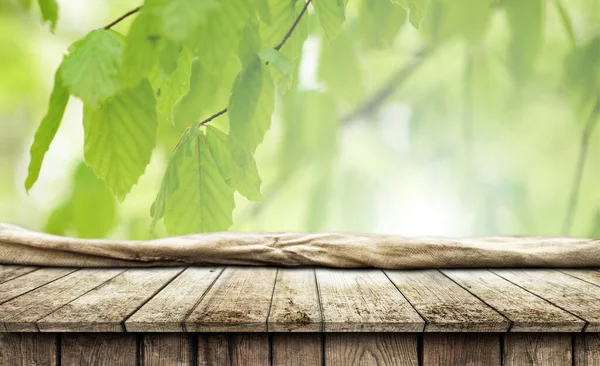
<box><xmin>1</xmin><ymin>0</ymin><xmax>599</xmax><ymax>239</ymax></box>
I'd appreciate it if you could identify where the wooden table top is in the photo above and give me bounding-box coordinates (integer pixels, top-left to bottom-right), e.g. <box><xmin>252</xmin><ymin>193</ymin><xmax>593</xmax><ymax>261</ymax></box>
<box><xmin>0</xmin><ymin>266</ymin><xmax>598</xmax><ymax>333</ymax></box>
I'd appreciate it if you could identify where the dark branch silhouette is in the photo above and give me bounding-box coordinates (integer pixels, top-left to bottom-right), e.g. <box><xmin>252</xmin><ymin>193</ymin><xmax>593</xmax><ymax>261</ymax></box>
<box><xmin>104</xmin><ymin>6</ymin><xmax>141</xmax><ymax>30</ymax></box>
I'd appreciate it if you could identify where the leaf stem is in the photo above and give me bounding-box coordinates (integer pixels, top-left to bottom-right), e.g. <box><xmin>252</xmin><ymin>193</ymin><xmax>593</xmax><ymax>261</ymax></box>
<box><xmin>104</xmin><ymin>6</ymin><xmax>142</xmax><ymax>30</ymax></box>
<box><xmin>274</xmin><ymin>0</ymin><xmax>312</xmax><ymax>51</ymax></box>
<box><xmin>561</xmin><ymin>99</ymin><xmax>600</xmax><ymax>236</ymax></box>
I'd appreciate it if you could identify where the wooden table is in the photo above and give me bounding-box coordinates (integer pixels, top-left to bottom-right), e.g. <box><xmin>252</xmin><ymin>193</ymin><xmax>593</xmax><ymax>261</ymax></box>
<box><xmin>1</xmin><ymin>266</ymin><xmax>600</xmax><ymax>365</ymax></box>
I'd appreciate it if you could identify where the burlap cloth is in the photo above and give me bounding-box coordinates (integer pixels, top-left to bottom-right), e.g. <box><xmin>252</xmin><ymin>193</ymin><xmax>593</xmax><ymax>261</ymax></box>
<box><xmin>1</xmin><ymin>222</ymin><xmax>599</xmax><ymax>268</ymax></box>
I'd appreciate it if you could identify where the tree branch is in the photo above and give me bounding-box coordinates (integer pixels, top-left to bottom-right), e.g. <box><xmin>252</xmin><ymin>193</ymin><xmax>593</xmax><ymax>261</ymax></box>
<box><xmin>104</xmin><ymin>6</ymin><xmax>141</xmax><ymax>30</ymax></box>
<box><xmin>561</xmin><ymin>99</ymin><xmax>600</xmax><ymax>236</ymax></box>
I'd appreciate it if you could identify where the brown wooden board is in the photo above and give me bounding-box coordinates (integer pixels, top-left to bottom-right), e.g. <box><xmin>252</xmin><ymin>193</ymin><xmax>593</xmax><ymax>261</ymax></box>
<box><xmin>271</xmin><ymin>334</ymin><xmax>322</xmax><ymax>366</ymax></box>
<box><xmin>0</xmin><ymin>333</ymin><xmax>57</xmax><ymax>366</ymax></box>
<box><xmin>575</xmin><ymin>334</ymin><xmax>600</xmax><ymax>366</ymax></box>
<box><xmin>197</xmin><ymin>333</ymin><xmax>269</xmax><ymax>365</ymax></box>
<box><xmin>0</xmin><ymin>268</ymin><xmax>124</xmax><ymax>332</ymax></box>
<box><xmin>0</xmin><ymin>266</ymin><xmax>38</xmax><ymax>284</ymax></box>
<box><xmin>492</xmin><ymin>269</ymin><xmax>600</xmax><ymax>332</ymax></box>
<box><xmin>443</xmin><ymin>269</ymin><xmax>584</xmax><ymax>332</ymax></box>
<box><xmin>325</xmin><ymin>333</ymin><xmax>418</xmax><ymax>365</ymax></box>
<box><xmin>268</xmin><ymin>268</ymin><xmax>322</xmax><ymax>332</ymax></box>
<box><xmin>503</xmin><ymin>334</ymin><xmax>572</xmax><ymax>366</ymax></box>
<box><xmin>386</xmin><ymin>270</ymin><xmax>509</xmax><ymax>332</ymax></box>
<box><xmin>0</xmin><ymin>268</ymin><xmax>75</xmax><ymax>304</ymax></box>
<box><xmin>61</xmin><ymin>333</ymin><xmax>136</xmax><ymax>366</ymax></box>
<box><xmin>37</xmin><ymin>268</ymin><xmax>184</xmax><ymax>332</ymax></box>
<box><xmin>317</xmin><ymin>269</ymin><xmax>424</xmax><ymax>332</ymax></box>
<box><xmin>185</xmin><ymin>267</ymin><xmax>278</xmax><ymax>332</ymax></box>
<box><xmin>126</xmin><ymin>267</ymin><xmax>223</xmax><ymax>332</ymax></box>
<box><xmin>142</xmin><ymin>333</ymin><xmax>194</xmax><ymax>366</ymax></box>
<box><xmin>422</xmin><ymin>333</ymin><xmax>501</xmax><ymax>366</ymax></box>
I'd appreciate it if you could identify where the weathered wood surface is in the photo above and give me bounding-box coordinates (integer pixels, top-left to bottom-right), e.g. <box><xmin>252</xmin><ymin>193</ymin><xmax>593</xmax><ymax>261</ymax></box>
<box><xmin>1</xmin><ymin>266</ymin><xmax>600</xmax><ymax>333</ymax></box>
<box><xmin>0</xmin><ymin>333</ymin><xmax>57</xmax><ymax>366</ymax></box>
<box><xmin>317</xmin><ymin>269</ymin><xmax>423</xmax><ymax>332</ymax></box>
<box><xmin>142</xmin><ymin>333</ymin><xmax>194</xmax><ymax>366</ymax></box>
<box><xmin>503</xmin><ymin>334</ymin><xmax>572</xmax><ymax>366</ymax></box>
<box><xmin>325</xmin><ymin>333</ymin><xmax>418</xmax><ymax>365</ymax></box>
<box><xmin>386</xmin><ymin>270</ymin><xmax>509</xmax><ymax>332</ymax></box>
<box><xmin>197</xmin><ymin>333</ymin><xmax>269</xmax><ymax>365</ymax></box>
<box><xmin>422</xmin><ymin>333</ymin><xmax>501</xmax><ymax>365</ymax></box>
<box><xmin>61</xmin><ymin>333</ymin><xmax>136</xmax><ymax>365</ymax></box>
<box><xmin>271</xmin><ymin>334</ymin><xmax>323</xmax><ymax>366</ymax></box>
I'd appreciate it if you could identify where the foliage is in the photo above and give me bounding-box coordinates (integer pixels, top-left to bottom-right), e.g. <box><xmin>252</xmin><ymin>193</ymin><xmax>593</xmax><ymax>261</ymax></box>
<box><xmin>13</xmin><ymin>0</ymin><xmax>600</xmax><ymax>238</ymax></box>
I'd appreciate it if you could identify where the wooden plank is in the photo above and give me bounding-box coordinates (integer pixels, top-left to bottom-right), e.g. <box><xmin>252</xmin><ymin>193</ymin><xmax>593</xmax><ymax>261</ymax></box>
<box><xmin>272</xmin><ymin>334</ymin><xmax>322</xmax><ymax>366</ymax></box>
<box><xmin>126</xmin><ymin>267</ymin><xmax>223</xmax><ymax>332</ymax></box>
<box><xmin>0</xmin><ymin>268</ymin><xmax>75</xmax><ymax>304</ymax></box>
<box><xmin>61</xmin><ymin>333</ymin><xmax>136</xmax><ymax>365</ymax></box>
<box><xmin>143</xmin><ymin>333</ymin><xmax>194</xmax><ymax>366</ymax></box>
<box><xmin>503</xmin><ymin>334</ymin><xmax>572</xmax><ymax>366</ymax></box>
<box><xmin>325</xmin><ymin>333</ymin><xmax>418</xmax><ymax>365</ymax></box>
<box><xmin>0</xmin><ymin>333</ymin><xmax>57</xmax><ymax>366</ymax></box>
<box><xmin>197</xmin><ymin>334</ymin><xmax>269</xmax><ymax>365</ymax></box>
<box><xmin>317</xmin><ymin>269</ymin><xmax>424</xmax><ymax>332</ymax></box>
<box><xmin>423</xmin><ymin>334</ymin><xmax>501</xmax><ymax>366</ymax></box>
<box><xmin>443</xmin><ymin>269</ymin><xmax>584</xmax><ymax>332</ymax></box>
<box><xmin>185</xmin><ymin>267</ymin><xmax>277</xmax><ymax>332</ymax></box>
<box><xmin>0</xmin><ymin>268</ymin><xmax>124</xmax><ymax>332</ymax></box>
<box><xmin>0</xmin><ymin>266</ymin><xmax>38</xmax><ymax>284</ymax></box>
<box><xmin>386</xmin><ymin>270</ymin><xmax>509</xmax><ymax>332</ymax></box>
<box><xmin>575</xmin><ymin>334</ymin><xmax>600</xmax><ymax>366</ymax></box>
<box><xmin>492</xmin><ymin>269</ymin><xmax>600</xmax><ymax>332</ymax></box>
<box><xmin>37</xmin><ymin>268</ymin><xmax>184</xmax><ymax>332</ymax></box>
<box><xmin>559</xmin><ymin>269</ymin><xmax>600</xmax><ymax>286</ymax></box>
<box><xmin>268</xmin><ymin>268</ymin><xmax>321</xmax><ymax>332</ymax></box>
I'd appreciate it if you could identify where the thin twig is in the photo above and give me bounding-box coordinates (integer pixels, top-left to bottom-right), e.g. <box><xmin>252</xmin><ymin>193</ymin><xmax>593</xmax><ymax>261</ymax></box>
<box><xmin>104</xmin><ymin>6</ymin><xmax>141</xmax><ymax>30</ymax></box>
<box><xmin>340</xmin><ymin>48</ymin><xmax>430</xmax><ymax>125</ymax></box>
<box><xmin>561</xmin><ymin>99</ymin><xmax>600</xmax><ymax>236</ymax></box>
<box><xmin>274</xmin><ymin>0</ymin><xmax>312</xmax><ymax>51</ymax></box>
<box><xmin>171</xmin><ymin>0</ymin><xmax>311</xmax><ymax>151</ymax></box>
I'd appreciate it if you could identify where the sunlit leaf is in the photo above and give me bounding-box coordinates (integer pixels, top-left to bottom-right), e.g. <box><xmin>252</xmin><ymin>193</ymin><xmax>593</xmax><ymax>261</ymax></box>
<box><xmin>121</xmin><ymin>10</ymin><xmax>163</xmax><ymax>88</ymax></box>
<box><xmin>260</xmin><ymin>0</ymin><xmax>309</xmax><ymax>60</ymax></box>
<box><xmin>358</xmin><ymin>0</ymin><xmax>406</xmax><ymax>49</ymax></box>
<box><xmin>421</xmin><ymin>0</ymin><xmax>491</xmax><ymax>44</ymax></box>
<box><xmin>158</xmin><ymin>0</ymin><xmax>217</xmax><ymax>42</ymax></box>
<box><xmin>312</xmin><ymin>0</ymin><xmax>346</xmax><ymax>39</ymax></box>
<box><xmin>164</xmin><ymin>129</ymin><xmax>235</xmax><ymax>235</ymax></box>
<box><xmin>25</xmin><ymin>66</ymin><xmax>69</xmax><ymax>191</ymax></box>
<box><xmin>83</xmin><ymin>80</ymin><xmax>158</xmax><ymax>201</ymax></box>
<box><xmin>392</xmin><ymin>0</ymin><xmax>430</xmax><ymax>29</ymax></box>
<box><xmin>155</xmin><ymin>48</ymin><xmax>194</xmax><ymax>124</ymax></box>
<box><xmin>37</xmin><ymin>0</ymin><xmax>58</xmax><ymax>31</ymax></box>
<box><xmin>565</xmin><ymin>35</ymin><xmax>600</xmax><ymax>112</ymax></box>
<box><xmin>504</xmin><ymin>0</ymin><xmax>544</xmax><ymax>81</ymax></box>
<box><xmin>60</xmin><ymin>29</ymin><xmax>124</xmax><ymax>107</ymax></box>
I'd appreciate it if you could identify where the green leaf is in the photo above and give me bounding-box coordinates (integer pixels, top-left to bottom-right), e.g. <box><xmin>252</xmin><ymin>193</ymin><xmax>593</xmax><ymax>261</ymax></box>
<box><xmin>318</xmin><ymin>31</ymin><xmax>363</xmax><ymax>104</ymax></box>
<box><xmin>25</xmin><ymin>66</ymin><xmax>69</xmax><ymax>191</ymax></box>
<box><xmin>206</xmin><ymin>125</ymin><xmax>263</xmax><ymax>201</ymax></box>
<box><xmin>392</xmin><ymin>0</ymin><xmax>430</xmax><ymax>29</ymax></box>
<box><xmin>358</xmin><ymin>0</ymin><xmax>406</xmax><ymax>49</ymax></box>
<box><xmin>421</xmin><ymin>0</ymin><xmax>492</xmax><ymax>44</ymax></box>
<box><xmin>37</xmin><ymin>0</ymin><xmax>58</xmax><ymax>31</ymax></box>
<box><xmin>555</xmin><ymin>0</ymin><xmax>576</xmax><ymax>47</ymax></box>
<box><xmin>228</xmin><ymin>58</ymin><xmax>275</xmax><ymax>153</ymax></box>
<box><xmin>44</xmin><ymin>203</ymin><xmax>71</xmax><ymax>236</ymax></box>
<box><xmin>121</xmin><ymin>10</ymin><xmax>163</xmax><ymax>88</ymax></box>
<box><xmin>83</xmin><ymin>80</ymin><xmax>158</xmax><ymax>201</ymax></box>
<box><xmin>312</xmin><ymin>0</ymin><xmax>346</xmax><ymax>39</ymax></box>
<box><xmin>259</xmin><ymin>47</ymin><xmax>294</xmax><ymax>91</ymax></box>
<box><xmin>504</xmin><ymin>0</ymin><xmax>544</xmax><ymax>81</ymax></box>
<box><xmin>564</xmin><ymin>36</ymin><xmax>600</xmax><ymax>112</ymax></box>
<box><xmin>187</xmin><ymin>0</ymin><xmax>256</xmax><ymax>72</ymax></box>
<box><xmin>158</xmin><ymin>0</ymin><xmax>217</xmax><ymax>42</ymax></box>
<box><xmin>150</xmin><ymin>125</ymin><xmax>198</xmax><ymax>230</ymax></box>
<box><xmin>163</xmin><ymin>129</ymin><xmax>235</xmax><ymax>235</ymax></box>
<box><xmin>60</xmin><ymin>29</ymin><xmax>124</xmax><ymax>107</ymax></box>
<box><xmin>70</xmin><ymin>163</ymin><xmax>117</xmax><ymax>238</ymax></box>
<box><xmin>260</xmin><ymin>0</ymin><xmax>309</xmax><ymax>61</ymax></box>
<box><xmin>155</xmin><ymin>48</ymin><xmax>194</xmax><ymax>124</ymax></box>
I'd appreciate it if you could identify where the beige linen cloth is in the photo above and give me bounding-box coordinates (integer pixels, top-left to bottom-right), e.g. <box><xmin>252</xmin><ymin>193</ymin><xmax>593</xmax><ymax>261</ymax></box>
<box><xmin>1</xmin><ymin>222</ymin><xmax>599</xmax><ymax>268</ymax></box>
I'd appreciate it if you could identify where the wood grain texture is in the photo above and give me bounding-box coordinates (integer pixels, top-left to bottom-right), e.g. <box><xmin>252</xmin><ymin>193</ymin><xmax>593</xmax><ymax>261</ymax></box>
<box><xmin>185</xmin><ymin>267</ymin><xmax>277</xmax><ymax>332</ymax></box>
<box><xmin>142</xmin><ymin>333</ymin><xmax>194</xmax><ymax>366</ymax></box>
<box><xmin>197</xmin><ymin>334</ymin><xmax>269</xmax><ymax>366</ymax></box>
<box><xmin>325</xmin><ymin>333</ymin><xmax>418</xmax><ymax>366</ymax></box>
<box><xmin>126</xmin><ymin>267</ymin><xmax>223</xmax><ymax>332</ymax></box>
<box><xmin>386</xmin><ymin>270</ymin><xmax>509</xmax><ymax>332</ymax></box>
<box><xmin>492</xmin><ymin>269</ymin><xmax>600</xmax><ymax>332</ymax></box>
<box><xmin>268</xmin><ymin>268</ymin><xmax>321</xmax><ymax>332</ymax></box>
<box><xmin>0</xmin><ymin>268</ymin><xmax>75</xmax><ymax>304</ymax></box>
<box><xmin>443</xmin><ymin>269</ymin><xmax>584</xmax><ymax>332</ymax></box>
<box><xmin>0</xmin><ymin>333</ymin><xmax>57</xmax><ymax>366</ymax></box>
<box><xmin>575</xmin><ymin>334</ymin><xmax>600</xmax><ymax>366</ymax></box>
<box><xmin>317</xmin><ymin>269</ymin><xmax>424</xmax><ymax>332</ymax></box>
<box><xmin>61</xmin><ymin>333</ymin><xmax>136</xmax><ymax>366</ymax></box>
<box><xmin>272</xmin><ymin>334</ymin><xmax>322</xmax><ymax>366</ymax></box>
<box><xmin>0</xmin><ymin>266</ymin><xmax>38</xmax><ymax>284</ymax></box>
<box><xmin>503</xmin><ymin>334</ymin><xmax>572</xmax><ymax>366</ymax></box>
<box><xmin>423</xmin><ymin>333</ymin><xmax>501</xmax><ymax>366</ymax></box>
<box><xmin>0</xmin><ymin>268</ymin><xmax>123</xmax><ymax>332</ymax></box>
<box><xmin>37</xmin><ymin>268</ymin><xmax>184</xmax><ymax>332</ymax></box>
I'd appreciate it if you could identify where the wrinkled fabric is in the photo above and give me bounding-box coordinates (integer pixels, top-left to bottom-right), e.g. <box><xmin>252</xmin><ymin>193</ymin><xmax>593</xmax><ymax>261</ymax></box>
<box><xmin>1</xmin><ymin>223</ymin><xmax>599</xmax><ymax>268</ymax></box>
